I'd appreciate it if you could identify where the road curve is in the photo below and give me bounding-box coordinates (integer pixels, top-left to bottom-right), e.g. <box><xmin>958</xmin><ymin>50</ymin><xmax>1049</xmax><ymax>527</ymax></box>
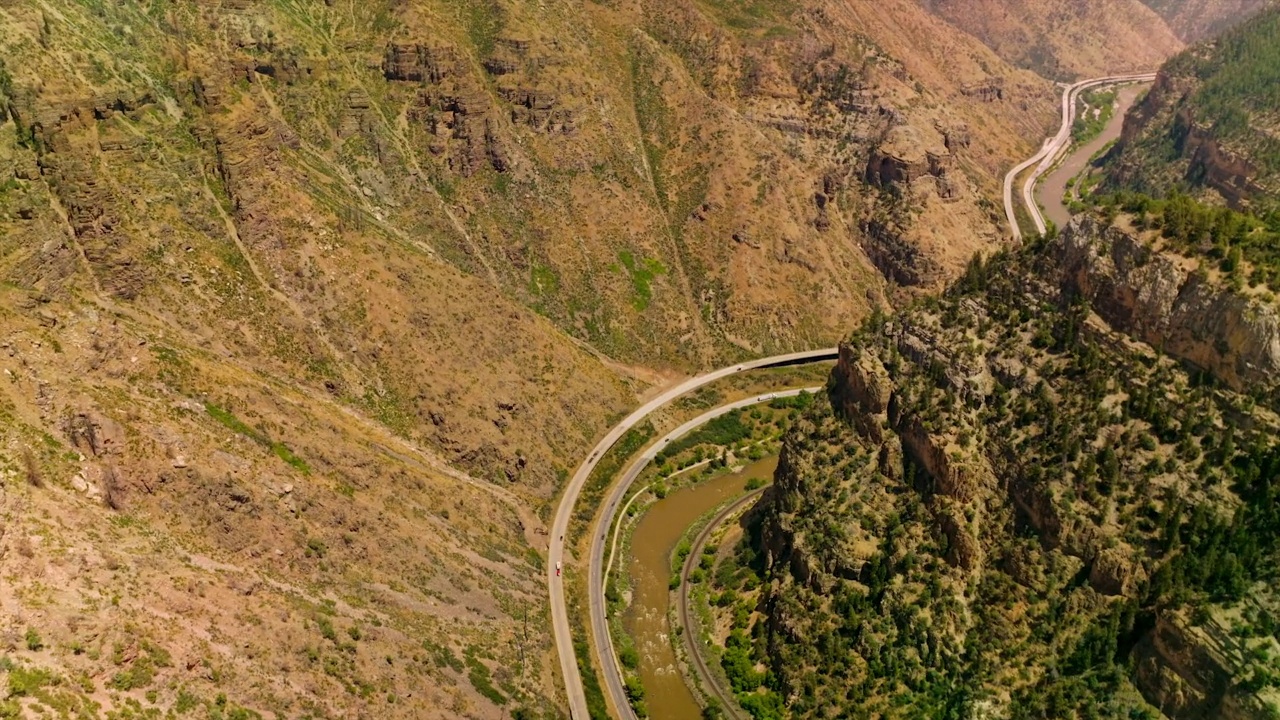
<box><xmin>1003</xmin><ymin>72</ymin><xmax>1156</xmax><ymax>240</ymax></box>
<box><xmin>676</xmin><ymin>487</ymin><xmax>767</xmax><ymax>720</ymax></box>
<box><xmin>591</xmin><ymin>388</ymin><xmax>823</xmax><ymax>720</ymax></box>
<box><xmin>548</xmin><ymin>350</ymin><xmax>837</xmax><ymax>720</ymax></box>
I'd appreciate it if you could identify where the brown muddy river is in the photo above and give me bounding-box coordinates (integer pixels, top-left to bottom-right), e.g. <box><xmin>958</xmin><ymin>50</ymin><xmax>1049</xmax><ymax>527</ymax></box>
<box><xmin>1038</xmin><ymin>83</ymin><xmax>1147</xmax><ymax>229</ymax></box>
<box><xmin>622</xmin><ymin>455</ymin><xmax>778</xmax><ymax>719</ymax></box>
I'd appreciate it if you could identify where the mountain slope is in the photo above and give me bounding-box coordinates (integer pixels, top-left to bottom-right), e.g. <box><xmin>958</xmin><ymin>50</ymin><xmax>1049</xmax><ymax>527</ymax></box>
<box><xmin>1104</xmin><ymin>6</ymin><xmax>1280</xmax><ymax>212</ymax></box>
<box><xmin>0</xmin><ymin>0</ymin><xmax>1071</xmax><ymax>367</ymax></box>
<box><xmin>915</xmin><ymin>0</ymin><xmax>1182</xmax><ymax>79</ymax></box>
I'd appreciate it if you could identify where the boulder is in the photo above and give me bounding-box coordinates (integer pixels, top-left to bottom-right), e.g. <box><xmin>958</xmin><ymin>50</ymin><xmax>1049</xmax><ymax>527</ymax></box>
<box><xmin>65</xmin><ymin>410</ymin><xmax>126</xmax><ymax>457</ymax></box>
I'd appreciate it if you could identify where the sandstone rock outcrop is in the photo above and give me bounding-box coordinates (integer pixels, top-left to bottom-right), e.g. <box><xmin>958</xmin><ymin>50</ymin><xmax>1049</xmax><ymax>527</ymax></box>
<box><xmin>1052</xmin><ymin>215</ymin><xmax>1280</xmax><ymax>394</ymax></box>
<box><xmin>1088</xmin><ymin>545</ymin><xmax>1147</xmax><ymax>597</ymax></box>
<box><xmin>1113</xmin><ymin>66</ymin><xmax>1268</xmax><ymax>207</ymax></box>
<box><xmin>825</xmin><ymin>329</ymin><xmax>996</xmax><ymax>575</ymax></box>
<box><xmin>65</xmin><ymin>410</ymin><xmax>127</xmax><ymax>458</ymax></box>
<box><xmin>900</xmin><ymin>419</ymin><xmax>993</xmax><ymax>505</ymax></box>
<box><xmin>864</xmin><ymin>124</ymin><xmax>955</xmax><ymax>194</ymax></box>
<box><xmin>1134</xmin><ymin>613</ymin><xmax>1273</xmax><ymax>720</ymax></box>
<box><xmin>830</xmin><ymin>344</ymin><xmax>891</xmax><ymax>441</ymax></box>
<box><xmin>960</xmin><ymin>79</ymin><xmax>1003</xmax><ymax>102</ymax></box>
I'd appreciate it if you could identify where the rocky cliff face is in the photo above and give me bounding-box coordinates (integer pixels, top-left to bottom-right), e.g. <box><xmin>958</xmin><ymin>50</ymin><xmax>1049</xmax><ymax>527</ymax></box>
<box><xmin>1104</xmin><ymin>8</ymin><xmax>1280</xmax><ymax>211</ymax></box>
<box><xmin>756</xmin><ymin>212</ymin><xmax>1280</xmax><ymax>717</ymax></box>
<box><xmin>1053</xmin><ymin>215</ymin><xmax>1280</xmax><ymax>395</ymax></box>
<box><xmin>830</xmin><ymin>342</ymin><xmax>892</xmax><ymax>438</ymax></box>
<box><xmin>1134</xmin><ymin>612</ymin><xmax>1276</xmax><ymax>719</ymax></box>
<box><xmin>1110</xmin><ymin>70</ymin><xmax>1271</xmax><ymax>207</ymax></box>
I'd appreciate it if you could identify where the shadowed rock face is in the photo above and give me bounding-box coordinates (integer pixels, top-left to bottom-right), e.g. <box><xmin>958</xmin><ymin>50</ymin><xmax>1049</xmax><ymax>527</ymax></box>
<box><xmin>1176</xmin><ymin>109</ymin><xmax>1267</xmax><ymax>205</ymax></box>
<box><xmin>1053</xmin><ymin>215</ymin><xmax>1280</xmax><ymax>394</ymax></box>
<box><xmin>1133</xmin><ymin>613</ymin><xmax>1274</xmax><ymax>719</ymax></box>
<box><xmin>1110</xmin><ymin>70</ymin><xmax>1271</xmax><ymax>209</ymax></box>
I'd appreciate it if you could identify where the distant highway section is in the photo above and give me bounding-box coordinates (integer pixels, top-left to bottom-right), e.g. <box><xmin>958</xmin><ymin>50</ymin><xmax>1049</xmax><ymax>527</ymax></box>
<box><xmin>1003</xmin><ymin>72</ymin><xmax>1157</xmax><ymax>240</ymax></box>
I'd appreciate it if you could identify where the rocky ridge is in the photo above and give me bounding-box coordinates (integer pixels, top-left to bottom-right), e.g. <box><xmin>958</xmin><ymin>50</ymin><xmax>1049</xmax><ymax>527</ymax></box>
<box><xmin>755</xmin><ymin>211</ymin><xmax>1280</xmax><ymax>717</ymax></box>
<box><xmin>1055</xmin><ymin>215</ymin><xmax>1280</xmax><ymax>395</ymax></box>
<box><xmin>1104</xmin><ymin>6</ymin><xmax>1280</xmax><ymax>212</ymax></box>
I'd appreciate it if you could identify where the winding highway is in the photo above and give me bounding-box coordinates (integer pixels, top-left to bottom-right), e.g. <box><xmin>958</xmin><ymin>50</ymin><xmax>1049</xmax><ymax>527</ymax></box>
<box><xmin>545</xmin><ymin>67</ymin><xmax>1165</xmax><ymax>720</ymax></box>
<box><xmin>548</xmin><ymin>70</ymin><xmax>1158</xmax><ymax>720</ymax></box>
<box><xmin>548</xmin><ymin>351</ymin><xmax>837</xmax><ymax>720</ymax></box>
<box><xmin>591</xmin><ymin>387</ymin><xmax>823</xmax><ymax>720</ymax></box>
<box><xmin>1003</xmin><ymin>72</ymin><xmax>1156</xmax><ymax>240</ymax></box>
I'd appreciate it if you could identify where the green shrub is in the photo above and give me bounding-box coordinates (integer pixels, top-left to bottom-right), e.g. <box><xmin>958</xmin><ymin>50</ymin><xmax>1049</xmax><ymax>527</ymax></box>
<box><xmin>108</xmin><ymin>658</ymin><xmax>154</xmax><ymax>691</ymax></box>
<box><xmin>7</xmin><ymin>665</ymin><xmax>53</xmax><ymax>696</ymax></box>
<box><xmin>464</xmin><ymin>649</ymin><xmax>507</xmax><ymax>705</ymax></box>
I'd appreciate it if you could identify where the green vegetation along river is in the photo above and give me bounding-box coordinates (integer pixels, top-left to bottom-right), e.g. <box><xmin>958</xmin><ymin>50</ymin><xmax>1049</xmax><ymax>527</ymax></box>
<box><xmin>1037</xmin><ymin>83</ymin><xmax>1146</xmax><ymax>229</ymax></box>
<box><xmin>622</xmin><ymin>456</ymin><xmax>779</xmax><ymax>720</ymax></box>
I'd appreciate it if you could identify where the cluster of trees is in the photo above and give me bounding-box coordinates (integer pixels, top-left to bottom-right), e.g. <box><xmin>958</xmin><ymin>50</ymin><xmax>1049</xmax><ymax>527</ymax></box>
<box><xmin>1151</xmin><ymin>441</ymin><xmax>1280</xmax><ymax>604</ymax></box>
<box><xmin>1072</xmin><ymin>88</ymin><xmax>1117</xmax><ymax>144</ymax></box>
<box><xmin>1075</xmin><ymin>190</ymin><xmax>1274</xmax><ymax>292</ymax></box>
<box><xmin>703</xmin><ymin>520</ymin><xmax>786</xmax><ymax>720</ymax></box>
<box><xmin>767</xmin><ymin>391</ymin><xmax>816</xmax><ymax>412</ymax></box>
<box><xmin>1011</xmin><ymin>601</ymin><xmax>1146</xmax><ymax>718</ymax></box>
<box><xmin>1091</xmin><ymin>191</ymin><xmax>1280</xmax><ymax>291</ymax></box>
<box><xmin>721</xmin><ymin>630</ymin><xmax>768</xmax><ymax>693</ymax></box>
<box><xmin>654</xmin><ymin>410</ymin><xmax>765</xmax><ymax>467</ymax></box>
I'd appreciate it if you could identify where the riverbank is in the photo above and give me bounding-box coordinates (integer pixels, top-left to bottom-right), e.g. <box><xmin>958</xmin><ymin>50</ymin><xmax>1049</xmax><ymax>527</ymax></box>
<box><xmin>1036</xmin><ymin>83</ymin><xmax>1147</xmax><ymax>229</ymax></box>
<box><xmin>676</xmin><ymin>487</ymin><xmax>767</xmax><ymax>720</ymax></box>
<box><xmin>621</xmin><ymin>457</ymin><xmax>776</xmax><ymax>719</ymax></box>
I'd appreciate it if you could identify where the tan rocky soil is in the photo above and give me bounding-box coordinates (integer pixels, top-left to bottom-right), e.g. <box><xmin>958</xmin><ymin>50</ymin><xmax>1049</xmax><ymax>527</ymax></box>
<box><xmin>0</xmin><ymin>0</ymin><xmax>1235</xmax><ymax>715</ymax></box>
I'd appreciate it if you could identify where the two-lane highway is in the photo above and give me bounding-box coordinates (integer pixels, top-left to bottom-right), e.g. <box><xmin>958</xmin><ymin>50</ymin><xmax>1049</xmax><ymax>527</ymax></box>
<box><xmin>548</xmin><ymin>350</ymin><xmax>837</xmax><ymax>719</ymax></box>
<box><xmin>590</xmin><ymin>388</ymin><xmax>823</xmax><ymax>720</ymax></box>
<box><xmin>1003</xmin><ymin>72</ymin><xmax>1157</xmax><ymax>240</ymax></box>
